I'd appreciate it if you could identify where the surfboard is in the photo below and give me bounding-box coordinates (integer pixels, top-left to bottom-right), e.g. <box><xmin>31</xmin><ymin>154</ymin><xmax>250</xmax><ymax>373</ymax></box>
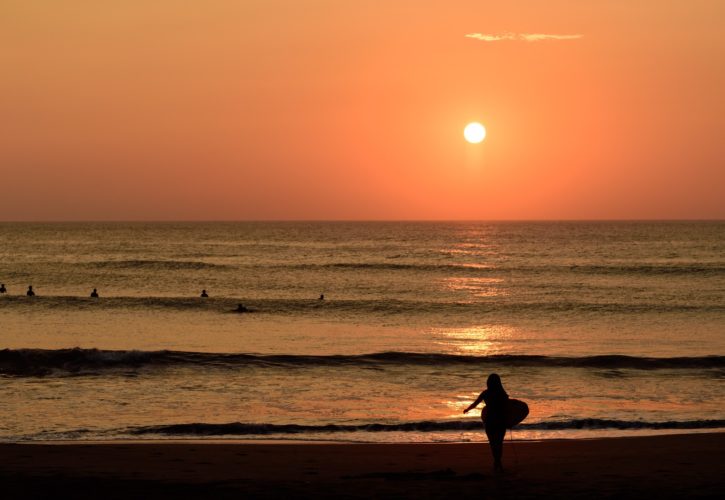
<box><xmin>480</xmin><ymin>398</ymin><xmax>529</xmax><ymax>428</ymax></box>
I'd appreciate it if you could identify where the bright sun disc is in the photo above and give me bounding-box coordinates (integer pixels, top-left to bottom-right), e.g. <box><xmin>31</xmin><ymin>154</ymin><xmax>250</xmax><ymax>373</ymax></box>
<box><xmin>464</xmin><ymin>122</ymin><xmax>486</xmax><ymax>144</ymax></box>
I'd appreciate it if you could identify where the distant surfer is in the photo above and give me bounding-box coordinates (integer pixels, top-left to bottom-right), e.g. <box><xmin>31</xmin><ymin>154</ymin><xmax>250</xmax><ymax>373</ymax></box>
<box><xmin>463</xmin><ymin>373</ymin><xmax>509</xmax><ymax>472</ymax></box>
<box><xmin>0</xmin><ymin>283</ymin><xmax>6</xmax><ymax>293</ymax></box>
<box><xmin>90</xmin><ymin>288</ymin><xmax>99</xmax><ymax>298</ymax></box>
<box><xmin>201</xmin><ymin>289</ymin><xmax>209</xmax><ymax>298</ymax></box>
<box><xmin>26</xmin><ymin>285</ymin><xmax>35</xmax><ymax>297</ymax></box>
<box><xmin>234</xmin><ymin>303</ymin><xmax>248</xmax><ymax>313</ymax></box>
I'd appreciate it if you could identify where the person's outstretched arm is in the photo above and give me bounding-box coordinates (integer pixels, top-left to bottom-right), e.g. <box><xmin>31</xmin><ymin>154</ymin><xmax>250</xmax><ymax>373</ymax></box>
<box><xmin>463</xmin><ymin>391</ymin><xmax>485</xmax><ymax>414</ymax></box>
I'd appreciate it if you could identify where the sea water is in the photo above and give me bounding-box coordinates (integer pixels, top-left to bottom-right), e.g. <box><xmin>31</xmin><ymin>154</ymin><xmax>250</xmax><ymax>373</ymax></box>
<box><xmin>0</xmin><ymin>221</ymin><xmax>723</xmax><ymax>442</ymax></box>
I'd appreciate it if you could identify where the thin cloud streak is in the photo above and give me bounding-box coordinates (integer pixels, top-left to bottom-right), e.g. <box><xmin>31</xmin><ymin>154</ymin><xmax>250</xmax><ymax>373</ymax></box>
<box><xmin>465</xmin><ymin>32</ymin><xmax>583</xmax><ymax>42</ymax></box>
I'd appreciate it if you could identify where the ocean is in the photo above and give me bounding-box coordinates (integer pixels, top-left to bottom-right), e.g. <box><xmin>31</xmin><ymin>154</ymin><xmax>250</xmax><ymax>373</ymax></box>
<box><xmin>0</xmin><ymin>221</ymin><xmax>723</xmax><ymax>443</ymax></box>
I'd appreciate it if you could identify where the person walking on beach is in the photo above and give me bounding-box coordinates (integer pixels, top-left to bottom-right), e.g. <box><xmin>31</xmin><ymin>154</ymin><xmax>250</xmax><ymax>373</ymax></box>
<box><xmin>463</xmin><ymin>373</ymin><xmax>509</xmax><ymax>472</ymax></box>
<box><xmin>26</xmin><ymin>285</ymin><xmax>35</xmax><ymax>297</ymax></box>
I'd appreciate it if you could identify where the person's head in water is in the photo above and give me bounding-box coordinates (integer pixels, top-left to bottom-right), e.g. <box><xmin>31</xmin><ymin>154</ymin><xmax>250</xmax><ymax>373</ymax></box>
<box><xmin>487</xmin><ymin>373</ymin><xmax>507</xmax><ymax>395</ymax></box>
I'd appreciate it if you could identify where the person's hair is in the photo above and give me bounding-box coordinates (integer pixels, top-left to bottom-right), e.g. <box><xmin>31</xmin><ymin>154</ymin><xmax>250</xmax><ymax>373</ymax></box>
<box><xmin>487</xmin><ymin>373</ymin><xmax>508</xmax><ymax>396</ymax></box>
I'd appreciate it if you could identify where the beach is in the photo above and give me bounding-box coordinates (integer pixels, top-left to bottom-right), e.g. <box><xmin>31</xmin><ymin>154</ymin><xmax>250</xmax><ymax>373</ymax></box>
<box><xmin>1</xmin><ymin>433</ymin><xmax>723</xmax><ymax>498</ymax></box>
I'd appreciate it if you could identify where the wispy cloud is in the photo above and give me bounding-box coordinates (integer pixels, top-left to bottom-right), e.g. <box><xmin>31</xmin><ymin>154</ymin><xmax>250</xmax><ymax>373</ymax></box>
<box><xmin>465</xmin><ymin>32</ymin><xmax>583</xmax><ymax>42</ymax></box>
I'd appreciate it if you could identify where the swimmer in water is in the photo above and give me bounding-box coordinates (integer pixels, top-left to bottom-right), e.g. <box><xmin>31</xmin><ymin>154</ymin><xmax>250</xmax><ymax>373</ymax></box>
<box><xmin>235</xmin><ymin>303</ymin><xmax>248</xmax><ymax>312</ymax></box>
<box><xmin>0</xmin><ymin>283</ymin><xmax>6</xmax><ymax>293</ymax></box>
<box><xmin>90</xmin><ymin>288</ymin><xmax>99</xmax><ymax>298</ymax></box>
<box><xmin>319</xmin><ymin>293</ymin><xmax>324</xmax><ymax>300</ymax></box>
<box><xmin>26</xmin><ymin>285</ymin><xmax>35</xmax><ymax>297</ymax></box>
<box><xmin>201</xmin><ymin>289</ymin><xmax>209</xmax><ymax>298</ymax></box>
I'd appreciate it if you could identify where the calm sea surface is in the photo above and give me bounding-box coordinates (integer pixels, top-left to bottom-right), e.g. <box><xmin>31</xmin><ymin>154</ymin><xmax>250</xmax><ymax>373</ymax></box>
<box><xmin>1</xmin><ymin>222</ymin><xmax>723</xmax><ymax>442</ymax></box>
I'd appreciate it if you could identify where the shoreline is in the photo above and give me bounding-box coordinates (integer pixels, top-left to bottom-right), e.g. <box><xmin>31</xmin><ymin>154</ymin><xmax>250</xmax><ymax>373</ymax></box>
<box><xmin>8</xmin><ymin>427</ymin><xmax>725</xmax><ymax>445</ymax></box>
<box><xmin>5</xmin><ymin>426</ymin><xmax>723</xmax><ymax>446</ymax></box>
<box><xmin>2</xmin><ymin>432</ymin><xmax>723</xmax><ymax>499</ymax></box>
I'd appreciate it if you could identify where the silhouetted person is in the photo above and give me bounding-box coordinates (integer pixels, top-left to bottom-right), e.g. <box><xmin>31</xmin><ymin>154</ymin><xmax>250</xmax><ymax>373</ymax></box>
<box><xmin>463</xmin><ymin>373</ymin><xmax>509</xmax><ymax>472</ymax></box>
<box><xmin>319</xmin><ymin>293</ymin><xmax>324</xmax><ymax>300</ymax></box>
<box><xmin>0</xmin><ymin>283</ymin><xmax>6</xmax><ymax>293</ymax></box>
<box><xmin>200</xmin><ymin>289</ymin><xmax>209</xmax><ymax>298</ymax></box>
<box><xmin>235</xmin><ymin>303</ymin><xmax>248</xmax><ymax>313</ymax></box>
<box><xmin>26</xmin><ymin>285</ymin><xmax>35</xmax><ymax>297</ymax></box>
<box><xmin>90</xmin><ymin>288</ymin><xmax>99</xmax><ymax>298</ymax></box>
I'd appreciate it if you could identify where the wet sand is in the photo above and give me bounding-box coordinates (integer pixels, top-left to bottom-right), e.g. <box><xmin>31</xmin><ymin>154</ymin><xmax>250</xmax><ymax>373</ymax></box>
<box><xmin>1</xmin><ymin>433</ymin><xmax>723</xmax><ymax>498</ymax></box>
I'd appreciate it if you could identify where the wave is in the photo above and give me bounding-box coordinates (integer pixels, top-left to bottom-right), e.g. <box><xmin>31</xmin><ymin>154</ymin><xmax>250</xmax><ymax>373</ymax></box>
<box><xmin>16</xmin><ymin>418</ymin><xmax>725</xmax><ymax>441</ymax></box>
<box><xmin>127</xmin><ymin>418</ymin><xmax>725</xmax><ymax>436</ymax></box>
<box><xmin>265</xmin><ymin>262</ymin><xmax>725</xmax><ymax>276</ymax></box>
<box><xmin>36</xmin><ymin>259</ymin><xmax>724</xmax><ymax>275</ymax></box>
<box><xmin>2</xmin><ymin>348</ymin><xmax>722</xmax><ymax>377</ymax></box>
<box><xmin>567</xmin><ymin>264</ymin><xmax>725</xmax><ymax>276</ymax></box>
<box><xmin>1</xmin><ymin>295</ymin><xmax>721</xmax><ymax>315</ymax></box>
<box><xmin>286</xmin><ymin>262</ymin><xmax>495</xmax><ymax>272</ymax></box>
<box><xmin>85</xmin><ymin>260</ymin><xmax>228</xmax><ymax>270</ymax></box>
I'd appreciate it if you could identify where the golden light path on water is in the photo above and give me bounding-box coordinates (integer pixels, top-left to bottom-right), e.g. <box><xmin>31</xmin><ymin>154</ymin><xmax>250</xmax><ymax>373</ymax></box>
<box><xmin>433</xmin><ymin>325</ymin><xmax>518</xmax><ymax>355</ymax></box>
<box><xmin>441</xmin><ymin>276</ymin><xmax>505</xmax><ymax>298</ymax></box>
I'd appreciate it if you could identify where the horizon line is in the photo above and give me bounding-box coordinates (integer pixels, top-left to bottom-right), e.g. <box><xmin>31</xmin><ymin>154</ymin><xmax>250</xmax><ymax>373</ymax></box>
<box><xmin>0</xmin><ymin>218</ymin><xmax>723</xmax><ymax>224</ymax></box>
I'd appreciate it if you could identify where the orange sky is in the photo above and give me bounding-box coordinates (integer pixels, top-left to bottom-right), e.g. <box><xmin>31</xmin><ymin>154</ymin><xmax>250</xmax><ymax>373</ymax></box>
<box><xmin>1</xmin><ymin>0</ymin><xmax>723</xmax><ymax>220</ymax></box>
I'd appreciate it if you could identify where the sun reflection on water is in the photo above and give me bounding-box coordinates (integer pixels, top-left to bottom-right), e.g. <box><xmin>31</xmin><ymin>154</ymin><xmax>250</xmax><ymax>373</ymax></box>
<box><xmin>442</xmin><ymin>276</ymin><xmax>505</xmax><ymax>298</ymax></box>
<box><xmin>433</xmin><ymin>325</ymin><xmax>518</xmax><ymax>355</ymax></box>
<box><xmin>444</xmin><ymin>394</ymin><xmax>485</xmax><ymax>419</ymax></box>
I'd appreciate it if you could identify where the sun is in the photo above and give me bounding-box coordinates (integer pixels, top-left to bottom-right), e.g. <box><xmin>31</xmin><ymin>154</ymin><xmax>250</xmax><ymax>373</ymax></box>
<box><xmin>464</xmin><ymin>122</ymin><xmax>486</xmax><ymax>144</ymax></box>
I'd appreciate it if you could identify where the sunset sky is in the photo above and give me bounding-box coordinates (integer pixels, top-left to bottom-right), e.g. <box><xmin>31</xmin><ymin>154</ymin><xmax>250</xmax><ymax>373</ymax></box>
<box><xmin>2</xmin><ymin>0</ymin><xmax>723</xmax><ymax>220</ymax></box>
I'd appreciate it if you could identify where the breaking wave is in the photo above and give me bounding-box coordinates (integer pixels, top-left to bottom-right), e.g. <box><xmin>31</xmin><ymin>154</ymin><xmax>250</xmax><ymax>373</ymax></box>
<box><xmin>2</xmin><ymin>348</ymin><xmax>722</xmax><ymax>377</ymax></box>
<box><xmin>128</xmin><ymin>418</ymin><xmax>725</xmax><ymax>436</ymax></box>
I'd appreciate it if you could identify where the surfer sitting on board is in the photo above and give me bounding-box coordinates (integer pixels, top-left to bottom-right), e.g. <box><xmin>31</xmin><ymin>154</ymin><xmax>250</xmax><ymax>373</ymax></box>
<box><xmin>463</xmin><ymin>373</ymin><xmax>509</xmax><ymax>472</ymax></box>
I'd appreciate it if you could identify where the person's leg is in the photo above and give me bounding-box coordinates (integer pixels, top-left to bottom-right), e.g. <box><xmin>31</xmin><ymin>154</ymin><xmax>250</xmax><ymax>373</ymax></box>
<box><xmin>485</xmin><ymin>426</ymin><xmax>505</xmax><ymax>471</ymax></box>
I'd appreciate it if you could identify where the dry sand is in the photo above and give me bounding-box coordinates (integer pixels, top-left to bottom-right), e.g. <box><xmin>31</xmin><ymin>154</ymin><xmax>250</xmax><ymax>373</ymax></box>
<box><xmin>1</xmin><ymin>433</ymin><xmax>723</xmax><ymax>498</ymax></box>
